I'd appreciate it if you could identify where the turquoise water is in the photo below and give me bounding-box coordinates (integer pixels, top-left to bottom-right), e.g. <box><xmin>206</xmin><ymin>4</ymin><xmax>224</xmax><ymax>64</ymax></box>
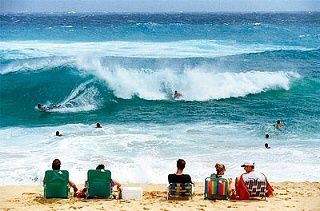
<box><xmin>0</xmin><ymin>13</ymin><xmax>319</xmax><ymax>184</ymax></box>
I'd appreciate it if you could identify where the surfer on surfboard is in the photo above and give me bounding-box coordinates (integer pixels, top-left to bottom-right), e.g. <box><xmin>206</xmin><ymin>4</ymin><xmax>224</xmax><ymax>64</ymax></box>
<box><xmin>37</xmin><ymin>103</ymin><xmax>61</xmax><ymax>112</ymax></box>
<box><xmin>173</xmin><ymin>90</ymin><xmax>182</xmax><ymax>99</ymax></box>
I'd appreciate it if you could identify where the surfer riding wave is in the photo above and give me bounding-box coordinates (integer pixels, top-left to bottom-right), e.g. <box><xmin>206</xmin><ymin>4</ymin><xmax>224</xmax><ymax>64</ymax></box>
<box><xmin>37</xmin><ymin>103</ymin><xmax>61</xmax><ymax>112</ymax></box>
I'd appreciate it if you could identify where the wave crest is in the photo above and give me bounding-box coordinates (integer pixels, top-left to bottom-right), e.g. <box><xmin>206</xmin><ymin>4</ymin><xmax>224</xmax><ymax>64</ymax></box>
<box><xmin>76</xmin><ymin>58</ymin><xmax>300</xmax><ymax>101</ymax></box>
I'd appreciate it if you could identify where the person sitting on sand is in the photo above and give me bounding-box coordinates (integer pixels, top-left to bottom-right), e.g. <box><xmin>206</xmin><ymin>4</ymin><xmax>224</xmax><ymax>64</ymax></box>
<box><xmin>168</xmin><ymin>159</ymin><xmax>192</xmax><ymax>183</ymax></box>
<box><xmin>173</xmin><ymin>90</ymin><xmax>183</xmax><ymax>99</ymax></box>
<box><xmin>211</xmin><ymin>163</ymin><xmax>234</xmax><ymax>197</ymax></box>
<box><xmin>212</xmin><ymin>163</ymin><xmax>227</xmax><ymax>178</ymax></box>
<box><xmin>96</xmin><ymin>164</ymin><xmax>122</xmax><ymax>191</ymax></box>
<box><xmin>275</xmin><ymin>120</ymin><xmax>285</xmax><ymax>129</ymax></box>
<box><xmin>234</xmin><ymin>161</ymin><xmax>273</xmax><ymax>200</ymax></box>
<box><xmin>44</xmin><ymin>159</ymin><xmax>78</xmax><ymax>194</ymax></box>
<box><xmin>96</xmin><ymin>123</ymin><xmax>102</xmax><ymax>128</ymax></box>
<box><xmin>77</xmin><ymin>164</ymin><xmax>122</xmax><ymax>198</ymax></box>
<box><xmin>168</xmin><ymin>159</ymin><xmax>194</xmax><ymax>194</ymax></box>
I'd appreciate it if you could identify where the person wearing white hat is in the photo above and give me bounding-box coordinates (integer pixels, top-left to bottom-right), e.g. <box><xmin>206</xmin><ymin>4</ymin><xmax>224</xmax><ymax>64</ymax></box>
<box><xmin>233</xmin><ymin>161</ymin><xmax>273</xmax><ymax>200</ymax></box>
<box><xmin>241</xmin><ymin>161</ymin><xmax>255</xmax><ymax>168</ymax></box>
<box><xmin>240</xmin><ymin>162</ymin><xmax>266</xmax><ymax>182</ymax></box>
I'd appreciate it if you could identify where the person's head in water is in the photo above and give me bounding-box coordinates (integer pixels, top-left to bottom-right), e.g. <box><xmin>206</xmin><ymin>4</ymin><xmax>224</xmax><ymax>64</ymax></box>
<box><xmin>265</xmin><ymin>143</ymin><xmax>271</xmax><ymax>149</ymax></box>
<box><xmin>52</xmin><ymin>159</ymin><xmax>61</xmax><ymax>170</ymax></box>
<box><xmin>96</xmin><ymin>123</ymin><xmax>102</xmax><ymax>128</ymax></box>
<box><xmin>265</xmin><ymin>134</ymin><xmax>270</xmax><ymax>139</ymax></box>
<box><xmin>55</xmin><ymin>131</ymin><xmax>62</xmax><ymax>136</ymax></box>
<box><xmin>275</xmin><ymin>120</ymin><xmax>285</xmax><ymax>129</ymax></box>
<box><xmin>37</xmin><ymin>104</ymin><xmax>42</xmax><ymax>109</ymax></box>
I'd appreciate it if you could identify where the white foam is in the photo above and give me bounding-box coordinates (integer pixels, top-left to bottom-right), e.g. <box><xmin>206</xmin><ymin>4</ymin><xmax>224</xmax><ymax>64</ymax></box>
<box><xmin>0</xmin><ymin>123</ymin><xmax>319</xmax><ymax>185</ymax></box>
<box><xmin>0</xmin><ymin>40</ymin><xmax>313</xmax><ymax>62</ymax></box>
<box><xmin>51</xmin><ymin>79</ymin><xmax>100</xmax><ymax>113</ymax></box>
<box><xmin>178</xmin><ymin>69</ymin><xmax>299</xmax><ymax>101</ymax></box>
<box><xmin>76</xmin><ymin>58</ymin><xmax>300</xmax><ymax>100</ymax></box>
<box><xmin>0</xmin><ymin>57</ymin><xmax>73</xmax><ymax>75</ymax></box>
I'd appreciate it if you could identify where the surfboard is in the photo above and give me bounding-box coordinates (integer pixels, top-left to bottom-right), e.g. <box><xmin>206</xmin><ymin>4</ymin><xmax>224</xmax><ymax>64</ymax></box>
<box><xmin>37</xmin><ymin>104</ymin><xmax>61</xmax><ymax>112</ymax></box>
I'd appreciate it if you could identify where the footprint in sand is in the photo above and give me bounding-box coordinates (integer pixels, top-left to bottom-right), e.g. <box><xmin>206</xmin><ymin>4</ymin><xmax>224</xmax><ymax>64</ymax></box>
<box><xmin>22</xmin><ymin>192</ymin><xmax>36</xmax><ymax>195</ymax></box>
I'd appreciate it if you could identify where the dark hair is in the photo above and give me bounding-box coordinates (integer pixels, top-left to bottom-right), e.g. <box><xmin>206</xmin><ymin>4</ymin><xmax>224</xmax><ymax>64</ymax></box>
<box><xmin>55</xmin><ymin>131</ymin><xmax>60</xmax><ymax>136</ymax></box>
<box><xmin>177</xmin><ymin>159</ymin><xmax>186</xmax><ymax>170</ymax></box>
<box><xmin>96</xmin><ymin>164</ymin><xmax>105</xmax><ymax>170</ymax></box>
<box><xmin>277</xmin><ymin>120</ymin><xmax>280</xmax><ymax>124</ymax></box>
<box><xmin>52</xmin><ymin>159</ymin><xmax>61</xmax><ymax>170</ymax></box>
<box><xmin>215</xmin><ymin>163</ymin><xmax>226</xmax><ymax>175</ymax></box>
<box><xmin>96</xmin><ymin>123</ymin><xmax>101</xmax><ymax>128</ymax></box>
<box><xmin>265</xmin><ymin>134</ymin><xmax>269</xmax><ymax>138</ymax></box>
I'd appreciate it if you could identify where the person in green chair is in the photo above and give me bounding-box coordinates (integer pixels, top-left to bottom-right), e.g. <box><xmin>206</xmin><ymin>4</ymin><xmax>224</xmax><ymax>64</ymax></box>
<box><xmin>96</xmin><ymin>164</ymin><xmax>122</xmax><ymax>192</ymax></box>
<box><xmin>77</xmin><ymin>164</ymin><xmax>122</xmax><ymax>198</ymax></box>
<box><xmin>44</xmin><ymin>159</ymin><xmax>78</xmax><ymax>194</ymax></box>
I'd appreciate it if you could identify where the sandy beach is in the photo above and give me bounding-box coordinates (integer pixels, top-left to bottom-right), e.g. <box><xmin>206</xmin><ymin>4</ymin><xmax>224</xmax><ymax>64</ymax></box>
<box><xmin>1</xmin><ymin>182</ymin><xmax>319</xmax><ymax>211</ymax></box>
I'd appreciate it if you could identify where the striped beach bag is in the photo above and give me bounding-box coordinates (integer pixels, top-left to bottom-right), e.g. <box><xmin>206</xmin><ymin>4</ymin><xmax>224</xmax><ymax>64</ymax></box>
<box><xmin>204</xmin><ymin>176</ymin><xmax>229</xmax><ymax>200</ymax></box>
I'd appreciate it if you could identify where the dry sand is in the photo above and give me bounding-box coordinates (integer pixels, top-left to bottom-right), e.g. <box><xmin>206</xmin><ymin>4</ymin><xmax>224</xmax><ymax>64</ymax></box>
<box><xmin>0</xmin><ymin>182</ymin><xmax>319</xmax><ymax>211</ymax></box>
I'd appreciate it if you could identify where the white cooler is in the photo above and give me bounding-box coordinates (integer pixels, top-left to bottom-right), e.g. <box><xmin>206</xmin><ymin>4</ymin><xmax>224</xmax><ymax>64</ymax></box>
<box><xmin>121</xmin><ymin>187</ymin><xmax>143</xmax><ymax>200</ymax></box>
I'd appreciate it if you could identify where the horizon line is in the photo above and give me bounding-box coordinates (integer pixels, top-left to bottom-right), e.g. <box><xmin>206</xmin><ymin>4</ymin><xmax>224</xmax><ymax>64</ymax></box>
<box><xmin>1</xmin><ymin>11</ymin><xmax>319</xmax><ymax>15</ymax></box>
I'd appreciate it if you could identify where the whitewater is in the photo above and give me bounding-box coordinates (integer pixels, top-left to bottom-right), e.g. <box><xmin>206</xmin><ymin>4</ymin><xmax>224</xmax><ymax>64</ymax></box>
<box><xmin>0</xmin><ymin>12</ymin><xmax>319</xmax><ymax>185</ymax></box>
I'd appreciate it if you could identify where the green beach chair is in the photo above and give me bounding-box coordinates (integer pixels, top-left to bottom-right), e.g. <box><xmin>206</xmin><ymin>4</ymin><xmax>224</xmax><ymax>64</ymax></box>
<box><xmin>44</xmin><ymin>170</ymin><xmax>69</xmax><ymax>199</ymax></box>
<box><xmin>87</xmin><ymin>169</ymin><xmax>112</xmax><ymax>198</ymax></box>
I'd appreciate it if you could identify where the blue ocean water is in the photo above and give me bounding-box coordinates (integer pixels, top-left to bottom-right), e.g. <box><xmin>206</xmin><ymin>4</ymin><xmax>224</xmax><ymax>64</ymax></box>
<box><xmin>0</xmin><ymin>13</ymin><xmax>319</xmax><ymax>184</ymax></box>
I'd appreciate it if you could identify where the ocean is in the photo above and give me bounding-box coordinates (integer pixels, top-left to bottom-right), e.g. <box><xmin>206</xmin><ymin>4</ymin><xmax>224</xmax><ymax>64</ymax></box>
<box><xmin>0</xmin><ymin>12</ymin><xmax>319</xmax><ymax>185</ymax></box>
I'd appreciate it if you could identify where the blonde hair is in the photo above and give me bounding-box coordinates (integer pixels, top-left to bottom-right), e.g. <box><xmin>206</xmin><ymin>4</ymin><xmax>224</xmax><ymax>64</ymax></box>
<box><xmin>215</xmin><ymin>163</ymin><xmax>226</xmax><ymax>175</ymax></box>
